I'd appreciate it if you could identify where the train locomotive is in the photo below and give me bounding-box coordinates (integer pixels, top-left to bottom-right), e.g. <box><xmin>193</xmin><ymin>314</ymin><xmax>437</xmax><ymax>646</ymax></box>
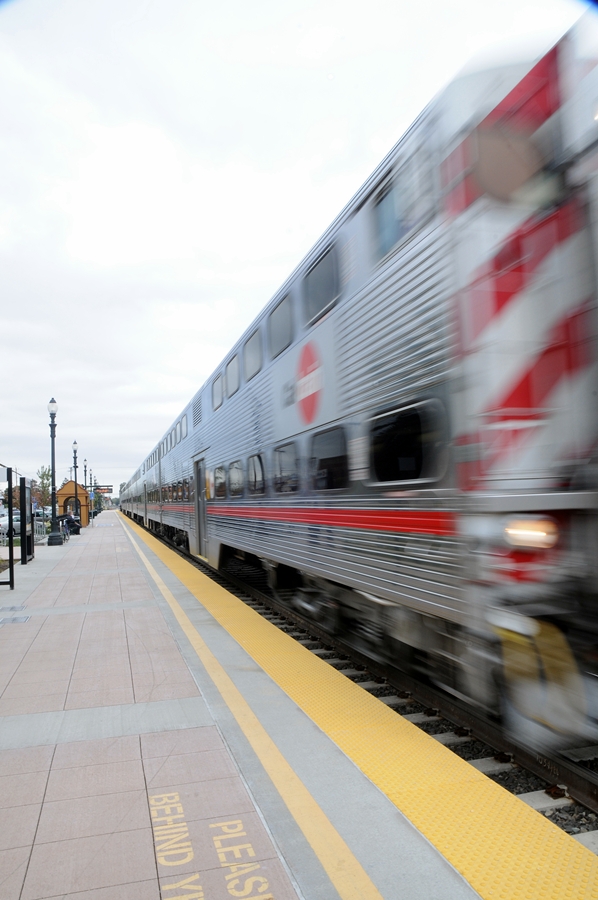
<box><xmin>123</xmin><ymin>18</ymin><xmax>598</xmax><ymax>749</ymax></box>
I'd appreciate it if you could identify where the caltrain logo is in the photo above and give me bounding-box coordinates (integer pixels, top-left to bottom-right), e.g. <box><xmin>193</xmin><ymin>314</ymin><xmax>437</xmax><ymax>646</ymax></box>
<box><xmin>296</xmin><ymin>341</ymin><xmax>322</xmax><ymax>424</ymax></box>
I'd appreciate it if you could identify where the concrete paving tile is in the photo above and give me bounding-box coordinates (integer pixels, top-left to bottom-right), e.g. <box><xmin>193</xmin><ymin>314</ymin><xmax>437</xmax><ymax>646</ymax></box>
<box><xmin>129</xmin><ymin>661</ymin><xmax>188</xmax><ymax>678</ymax></box>
<box><xmin>158</xmin><ymin>856</ymin><xmax>299</xmax><ymax>900</ymax></box>
<box><xmin>144</xmin><ymin>749</ymin><xmax>237</xmax><ymax>789</ymax></box>
<box><xmin>36</xmin><ymin>790</ymin><xmax>150</xmax><ymax>842</ymax></box>
<box><xmin>74</xmin><ymin>650</ymin><xmax>130</xmax><ymax>665</ymax></box>
<box><xmin>13</xmin><ymin>668</ymin><xmax>74</xmax><ymax>684</ymax></box>
<box><xmin>2</xmin><ymin>679</ymin><xmax>71</xmax><ymax>699</ymax></box>
<box><xmin>20</xmin><ymin>652</ymin><xmax>78</xmax><ymax>666</ymax></box>
<box><xmin>0</xmin><ymin>771</ymin><xmax>48</xmax><ymax>808</ymax></box>
<box><xmin>0</xmin><ymin>846</ymin><xmax>30</xmax><ymax>900</ymax></box>
<box><xmin>148</xmin><ymin>776</ymin><xmax>255</xmax><ymax>824</ymax></box>
<box><xmin>0</xmin><ymin>804</ymin><xmax>41</xmax><ymax>850</ymax></box>
<box><xmin>72</xmin><ymin>662</ymin><xmax>132</xmax><ymax>678</ymax></box>
<box><xmin>133</xmin><ymin>682</ymin><xmax>200</xmax><ymax>702</ymax></box>
<box><xmin>65</xmin><ymin>688</ymin><xmax>135</xmax><ymax>710</ymax></box>
<box><xmin>89</xmin><ymin>592</ymin><xmax>126</xmax><ymax>599</ymax></box>
<box><xmin>68</xmin><ymin>674</ymin><xmax>133</xmax><ymax>693</ymax></box>
<box><xmin>45</xmin><ymin>758</ymin><xmax>145</xmax><ymax>801</ymax></box>
<box><xmin>133</xmin><ymin>670</ymin><xmax>198</xmax><ymax>687</ymax></box>
<box><xmin>0</xmin><ymin>745</ymin><xmax>54</xmax><ymax>775</ymax></box>
<box><xmin>151</xmin><ymin>811</ymin><xmax>278</xmax><ymax>880</ymax></box>
<box><xmin>21</xmin><ymin>828</ymin><xmax>156</xmax><ymax>900</ymax></box>
<box><xmin>52</xmin><ymin>735</ymin><xmax>140</xmax><ymax>769</ymax></box>
<box><xmin>76</xmin><ymin>644</ymin><xmax>129</xmax><ymax>656</ymax></box>
<box><xmin>141</xmin><ymin>726</ymin><xmax>224</xmax><ymax>759</ymax></box>
<box><xmin>0</xmin><ymin>694</ymin><xmax>66</xmax><ymax>715</ymax></box>
<box><xmin>0</xmin><ymin>653</ymin><xmax>19</xmax><ymax>664</ymax></box>
<box><xmin>51</xmin><ymin>879</ymin><xmax>160</xmax><ymax>900</ymax></box>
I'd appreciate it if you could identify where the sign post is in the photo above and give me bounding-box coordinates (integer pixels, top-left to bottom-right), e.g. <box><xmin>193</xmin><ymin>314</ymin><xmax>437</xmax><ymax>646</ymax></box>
<box><xmin>19</xmin><ymin>477</ymin><xmax>34</xmax><ymax>565</ymax></box>
<box><xmin>0</xmin><ymin>467</ymin><xmax>15</xmax><ymax>589</ymax></box>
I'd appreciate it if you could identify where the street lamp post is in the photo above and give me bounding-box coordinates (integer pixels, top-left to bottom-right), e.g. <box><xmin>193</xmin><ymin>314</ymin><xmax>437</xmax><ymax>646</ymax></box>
<box><xmin>72</xmin><ymin>441</ymin><xmax>79</xmax><ymax>520</ymax></box>
<box><xmin>83</xmin><ymin>459</ymin><xmax>88</xmax><ymax>525</ymax></box>
<box><xmin>47</xmin><ymin>399</ymin><xmax>63</xmax><ymax>546</ymax></box>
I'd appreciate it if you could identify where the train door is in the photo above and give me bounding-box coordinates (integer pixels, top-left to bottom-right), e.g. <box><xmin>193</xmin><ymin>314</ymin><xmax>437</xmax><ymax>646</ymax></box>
<box><xmin>143</xmin><ymin>482</ymin><xmax>147</xmax><ymax>526</ymax></box>
<box><xmin>194</xmin><ymin>459</ymin><xmax>207</xmax><ymax>557</ymax></box>
<box><xmin>158</xmin><ymin>458</ymin><xmax>163</xmax><ymax>526</ymax></box>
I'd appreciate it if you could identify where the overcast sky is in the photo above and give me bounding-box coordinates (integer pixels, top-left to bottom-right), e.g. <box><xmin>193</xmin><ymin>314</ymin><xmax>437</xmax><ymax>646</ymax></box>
<box><xmin>0</xmin><ymin>0</ymin><xmax>586</xmax><ymax>496</ymax></box>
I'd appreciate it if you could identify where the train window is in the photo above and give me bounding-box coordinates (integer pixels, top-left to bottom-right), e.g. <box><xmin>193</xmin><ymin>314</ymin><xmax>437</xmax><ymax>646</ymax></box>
<box><xmin>226</xmin><ymin>355</ymin><xmax>240</xmax><ymax>397</ymax></box>
<box><xmin>374</xmin><ymin>182</ymin><xmax>407</xmax><ymax>258</ymax></box>
<box><xmin>189</xmin><ymin>475</ymin><xmax>195</xmax><ymax>502</ymax></box>
<box><xmin>244</xmin><ymin>330</ymin><xmax>262</xmax><ymax>381</ymax></box>
<box><xmin>310</xmin><ymin>428</ymin><xmax>349</xmax><ymax>490</ymax></box>
<box><xmin>171</xmin><ymin>428</ymin><xmax>176</xmax><ymax>447</ymax></box>
<box><xmin>268</xmin><ymin>295</ymin><xmax>293</xmax><ymax>359</ymax></box>
<box><xmin>304</xmin><ymin>246</ymin><xmax>339</xmax><ymax>325</ymax></box>
<box><xmin>177</xmin><ymin>481</ymin><xmax>182</xmax><ymax>501</ymax></box>
<box><xmin>370</xmin><ymin>400</ymin><xmax>447</xmax><ymax>484</ymax></box>
<box><xmin>182</xmin><ymin>415</ymin><xmax>188</xmax><ymax>438</ymax></box>
<box><xmin>176</xmin><ymin>422</ymin><xmax>181</xmax><ymax>443</ymax></box>
<box><xmin>161</xmin><ymin>485</ymin><xmax>168</xmax><ymax>503</ymax></box>
<box><xmin>247</xmin><ymin>455</ymin><xmax>265</xmax><ymax>494</ymax></box>
<box><xmin>274</xmin><ymin>443</ymin><xmax>299</xmax><ymax>493</ymax></box>
<box><xmin>183</xmin><ymin>478</ymin><xmax>189</xmax><ymax>501</ymax></box>
<box><xmin>213</xmin><ymin>375</ymin><xmax>223</xmax><ymax>410</ymax></box>
<box><xmin>374</xmin><ymin>150</ymin><xmax>435</xmax><ymax>259</ymax></box>
<box><xmin>214</xmin><ymin>466</ymin><xmax>227</xmax><ymax>499</ymax></box>
<box><xmin>228</xmin><ymin>460</ymin><xmax>244</xmax><ymax>497</ymax></box>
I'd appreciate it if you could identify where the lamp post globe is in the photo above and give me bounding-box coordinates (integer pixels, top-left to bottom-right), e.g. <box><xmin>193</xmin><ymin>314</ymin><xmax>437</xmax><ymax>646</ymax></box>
<box><xmin>72</xmin><ymin>440</ymin><xmax>79</xmax><ymax>521</ymax></box>
<box><xmin>47</xmin><ymin>398</ymin><xmax>63</xmax><ymax>546</ymax></box>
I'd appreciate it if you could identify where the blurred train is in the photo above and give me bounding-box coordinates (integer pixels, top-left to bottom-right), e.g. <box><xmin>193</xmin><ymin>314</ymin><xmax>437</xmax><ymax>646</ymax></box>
<box><xmin>123</xmin><ymin>18</ymin><xmax>598</xmax><ymax>749</ymax></box>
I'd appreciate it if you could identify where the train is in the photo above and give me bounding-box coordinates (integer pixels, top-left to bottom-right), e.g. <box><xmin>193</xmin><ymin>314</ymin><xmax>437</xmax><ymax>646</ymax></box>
<box><xmin>123</xmin><ymin>17</ymin><xmax>598</xmax><ymax>750</ymax></box>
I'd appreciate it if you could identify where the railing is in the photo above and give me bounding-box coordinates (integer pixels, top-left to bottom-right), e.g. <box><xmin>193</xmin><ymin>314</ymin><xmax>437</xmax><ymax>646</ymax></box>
<box><xmin>34</xmin><ymin>519</ymin><xmax>48</xmax><ymax>544</ymax></box>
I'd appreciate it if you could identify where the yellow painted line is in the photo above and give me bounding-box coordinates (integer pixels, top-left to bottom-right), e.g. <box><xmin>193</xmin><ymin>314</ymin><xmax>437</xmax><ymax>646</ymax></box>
<box><xmin>121</xmin><ymin>515</ymin><xmax>598</xmax><ymax>900</ymax></box>
<box><xmin>121</xmin><ymin>521</ymin><xmax>384</xmax><ymax>900</ymax></box>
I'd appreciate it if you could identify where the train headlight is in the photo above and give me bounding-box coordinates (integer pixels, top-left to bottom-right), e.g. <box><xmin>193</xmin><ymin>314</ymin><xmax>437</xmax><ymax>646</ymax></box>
<box><xmin>503</xmin><ymin>518</ymin><xmax>558</xmax><ymax>550</ymax></box>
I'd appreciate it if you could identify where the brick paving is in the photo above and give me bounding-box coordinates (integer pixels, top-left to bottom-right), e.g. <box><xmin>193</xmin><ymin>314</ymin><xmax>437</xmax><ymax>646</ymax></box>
<box><xmin>0</xmin><ymin>512</ymin><xmax>298</xmax><ymax>900</ymax></box>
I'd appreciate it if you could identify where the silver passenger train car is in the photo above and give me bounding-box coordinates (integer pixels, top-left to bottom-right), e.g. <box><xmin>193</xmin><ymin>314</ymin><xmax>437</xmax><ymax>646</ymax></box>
<box><xmin>123</xmin><ymin>21</ymin><xmax>598</xmax><ymax>748</ymax></box>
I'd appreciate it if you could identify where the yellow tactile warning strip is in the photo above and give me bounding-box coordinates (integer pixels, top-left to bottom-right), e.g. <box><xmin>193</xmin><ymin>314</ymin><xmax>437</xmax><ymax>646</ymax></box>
<box><xmin>121</xmin><ymin>515</ymin><xmax>598</xmax><ymax>900</ymax></box>
<box><xmin>122</xmin><ymin>521</ymin><xmax>384</xmax><ymax>900</ymax></box>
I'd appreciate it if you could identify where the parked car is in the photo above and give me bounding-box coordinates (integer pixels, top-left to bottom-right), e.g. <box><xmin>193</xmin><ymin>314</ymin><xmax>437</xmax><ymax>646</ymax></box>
<box><xmin>0</xmin><ymin>515</ymin><xmax>21</xmax><ymax>536</ymax></box>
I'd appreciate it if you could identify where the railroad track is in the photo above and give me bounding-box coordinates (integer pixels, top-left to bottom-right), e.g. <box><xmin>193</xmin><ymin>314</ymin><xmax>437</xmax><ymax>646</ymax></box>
<box><xmin>158</xmin><ymin>534</ymin><xmax>598</xmax><ymax>846</ymax></box>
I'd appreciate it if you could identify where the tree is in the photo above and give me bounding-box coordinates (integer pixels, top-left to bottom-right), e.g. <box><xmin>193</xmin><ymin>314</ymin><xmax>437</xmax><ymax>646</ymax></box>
<box><xmin>34</xmin><ymin>466</ymin><xmax>51</xmax><ymax>508</ymax></box>
<box><xmin>2</xmin><ymin>485</ymin><xmax>19</xmax><ymax>508</ymax></box>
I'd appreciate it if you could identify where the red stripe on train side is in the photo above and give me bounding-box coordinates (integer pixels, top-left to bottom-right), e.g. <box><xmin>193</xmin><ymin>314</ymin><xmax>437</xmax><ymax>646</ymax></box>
<box><xmin>456</xmin><ymin>298</ymin><xmax>595</xmax><ymax>487</ymax></box>
<box><xmin>461</xmin><ymin>198</ymin><xmax>584</xmax><ymax>350</ymax></box>
<box><xmin>483</xmin><ymin>45</ymin><xmax>560</xmax><ymax>132</ymax></box>
<box><xmin>485</xmin><ymin>297</ymin><xmax>594</xmax><ymax>423</ymax></box>
<box><xmin>207</xmin><ymin>506</ymin><xmax>458</xmax><ymax>537</ymax></box>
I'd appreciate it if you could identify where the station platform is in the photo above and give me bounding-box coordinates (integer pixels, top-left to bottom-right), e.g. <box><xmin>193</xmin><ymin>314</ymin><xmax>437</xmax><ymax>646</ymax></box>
<box><xmin>1</xmin><ymin>511</ymin><xmax>597</xmax><ymax>900</ymax></box>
